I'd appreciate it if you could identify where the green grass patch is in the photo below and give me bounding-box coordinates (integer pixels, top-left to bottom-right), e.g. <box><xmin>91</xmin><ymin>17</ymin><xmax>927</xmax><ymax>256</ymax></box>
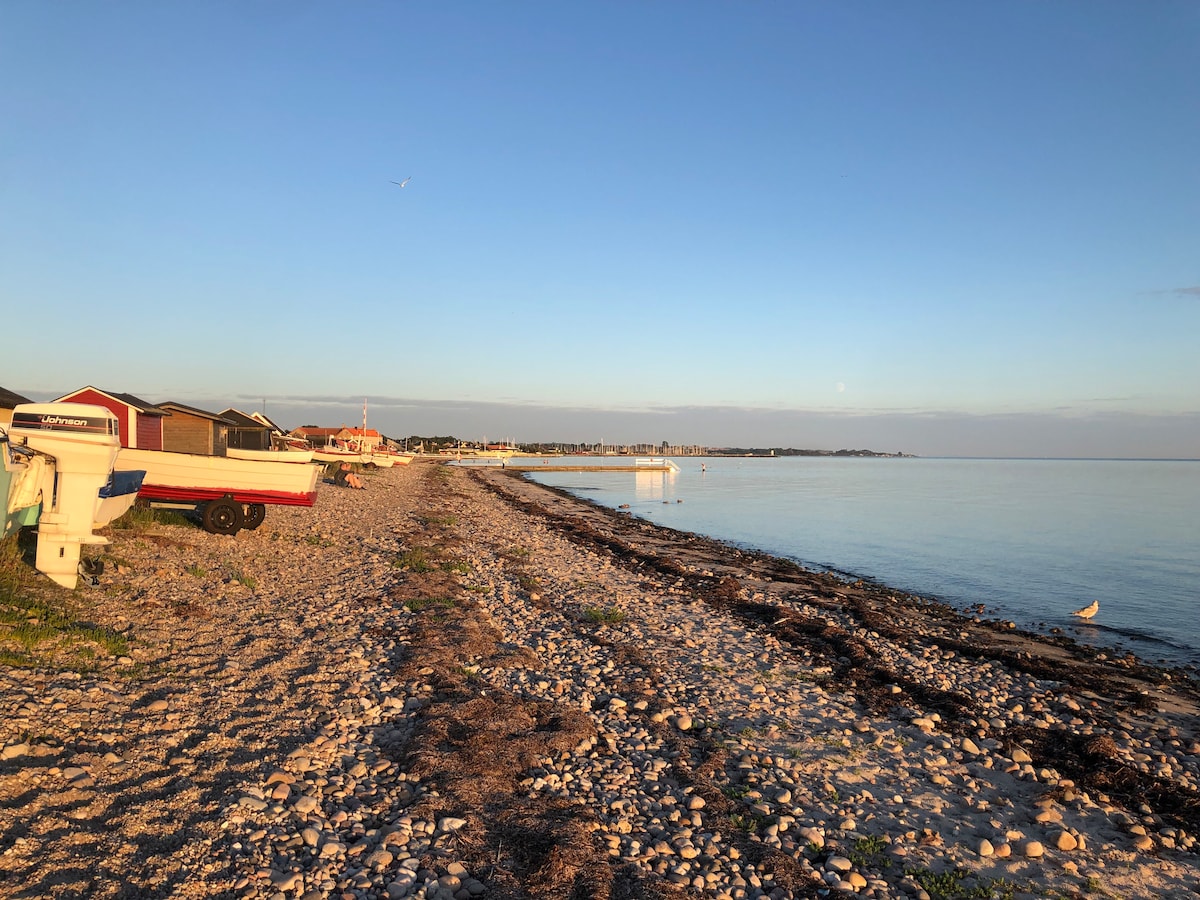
<box><xmin>581</xmin><ymin>606</ymin><xmax>625</xmax><ymax>625</ymax></box>
<box><xmin>418</xmin><ymin>514</ymin><xmax>458</xmax><ymax>527</ymax></box>
<box><xmin>394</xmin><ymin>547</ymin><xmax>437</xmax><ymax>573</ymax></box>
<box><xmin>728</xmin><ymin>813</ymin><xmax>758</xmax><ymax>833</ymax></box>
<box><xmin>440</xmin><ymin>559</ymin><xmax>471</xmax><ymax>574</ymax></box>
<box><xmin>517</xmin><ymin>573</ymin><xmax>541</xmax><ymax>593</ymax></box>
<box><xmin>403</xmin><ymin>597</ymin><xmax>457</xmax><ymax>612</ymax></box>
<box><xmin>229</xmin><ymin>568</ymin><xmax>257</xmax><ymax>589</ymax></box>
<box><xmin>850</xmin><ymin>835</ymin><xmax>890</xmax><ymax>868</ymax></box>
<box><xmin>109</xmin><ymin>506</ymin><xmax>192</xmax><ymax>530</ymax></box>
<box><xmin>903</xmin><ymin>867</ymin><xmax>1018</xmax><ymax>900</ymax></box>
<box><xmin>186</xmin><ymin>564</ymin><xmax>207</xmax><ymax>578</ymax></box>
<box><xmin>0</xmin><ymin>537</ymin><xmax>131</xmax><ymax>670</ymax></box>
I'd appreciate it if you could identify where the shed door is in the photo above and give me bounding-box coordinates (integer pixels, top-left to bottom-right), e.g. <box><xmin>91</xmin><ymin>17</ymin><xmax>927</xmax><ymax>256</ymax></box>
<box><xmin>136</xmin><ymin>415</ymin><xmax>163</xmax><ymax>451</ymax></box>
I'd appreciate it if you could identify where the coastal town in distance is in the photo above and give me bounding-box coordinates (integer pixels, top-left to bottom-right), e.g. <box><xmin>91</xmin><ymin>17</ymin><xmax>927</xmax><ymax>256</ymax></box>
<box><xmin>391</xmin><ymin>436</ymin><xmax>915</xmax><ymax>459</ymax></box>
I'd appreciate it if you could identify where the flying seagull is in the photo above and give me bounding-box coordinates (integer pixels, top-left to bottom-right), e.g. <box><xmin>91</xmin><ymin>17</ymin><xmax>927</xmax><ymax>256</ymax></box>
<box><xmin>1071</xmin><ymin>600</ymin><xmax>1099</xmax><ymax>620</ymax></box>
<box><xmin>391</xmin><ymin>177</ymin><xmax>412</xmax><ymax>188</ymax></box>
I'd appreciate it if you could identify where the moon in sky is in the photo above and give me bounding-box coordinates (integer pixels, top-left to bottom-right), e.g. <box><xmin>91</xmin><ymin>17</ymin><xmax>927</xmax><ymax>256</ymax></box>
<box><xmin>835</xmin><ymin>382</ymin><xmax>845</xmax><ymax>393</ymax></box>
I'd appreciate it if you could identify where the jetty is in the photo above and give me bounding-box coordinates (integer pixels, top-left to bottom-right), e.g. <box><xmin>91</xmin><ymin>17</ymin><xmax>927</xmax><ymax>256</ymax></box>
<box><xmin>484</xmin><ymin>457</ymin><xmax>680</xmax><ymax>473</ymax></box>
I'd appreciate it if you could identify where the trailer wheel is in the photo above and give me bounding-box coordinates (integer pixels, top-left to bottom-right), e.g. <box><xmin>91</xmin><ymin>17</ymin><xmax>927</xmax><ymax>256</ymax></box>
<box><xmin>202</xmin><ymin>498</ymin><xmax>244</xmax><ymax>535</ymax></box>
<box><xmin>243</xmin><ymin>503</ymin><xmax>267</xmax><ymax>530</ymax></box>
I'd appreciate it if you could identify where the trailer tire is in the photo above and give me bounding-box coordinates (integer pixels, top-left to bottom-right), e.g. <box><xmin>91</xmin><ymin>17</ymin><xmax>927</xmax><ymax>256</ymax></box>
<box><xmin>243</xmin><ymin>503</ymin><xmax>267</xmax><ymax>530</ymax></box>
<box><xmin>203</xmin><ymin>498</ymin><xmax>244</xmax><ymax>535</ymax></box>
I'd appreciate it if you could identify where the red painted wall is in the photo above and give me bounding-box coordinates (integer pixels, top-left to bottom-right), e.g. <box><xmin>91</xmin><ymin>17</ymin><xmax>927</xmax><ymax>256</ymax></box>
<box><xmin>136</xmin><ymin>414</ymin><xmax>164</xmax><ymax>451</ymax></box>
<box><xmin>55</xmin><ymin>388</ymin><xmax>163</xmax><ymax>449</ymax></box>
<box><xmin>58</xmin><ymin>388</ymin><xmax>130</xmax><ymax>446</ymax></box>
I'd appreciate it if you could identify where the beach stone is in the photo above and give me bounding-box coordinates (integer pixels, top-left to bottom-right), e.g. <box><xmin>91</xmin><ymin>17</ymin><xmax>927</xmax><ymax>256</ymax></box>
<box><xmin>387</xmin><ymin>873</ymin><xmax>416</xmax><ymax>897</ymax></box>
<box><xmin>293</xmin><ymin>795</ymin><xmax>320</xmax><ymax>814</ymax></box>
<box><xmin>270</xmin><ymin>870</ymin><xmax>301</xmax><ymax>891</ymax></box>
<box><xmin>826</xmin><ymin>855</ymin><xmax>853</xmax><ymax>872</ymax></box>
<box><xmin>366</xmin><ymin>848</ymin><xmax>394</xmax><ymax>869</ymax></box>
<box><xmin>437</xmin><ymin>816</ymin><xmax>467</xmax><ymax>834</ymax></box>
<box><xmin>673</xmin><ymin>714</ymin><xmax>693</xmax><ymax>731</ymax></box>
<box><xmin>799</xmin><ymin>826</ymin><xmax>824</xmax><ymax>849</ymax></box>
<box><xmin>1</xmin><ymin>742</ymin><xmax>30</xmax><ymax>760</ymax></box>
<box><xmin>1022</xmin><ymin>840</ymin><xmax>1045</xmax><ymax>858</ymax></box>
<box><xmin>1055</xmin><ymin>831</ymin><xmax>1078</xmax><ymax>852</ymax></box>
<box><xmin>1011</xmin><ymin>748</ymin><xmax>1033</xmax><ymax>764</ymax></box>
<box><xmin>977</xmin><ymin>838</ymin><xmax>994</xmax><ymax>857</ymax></box>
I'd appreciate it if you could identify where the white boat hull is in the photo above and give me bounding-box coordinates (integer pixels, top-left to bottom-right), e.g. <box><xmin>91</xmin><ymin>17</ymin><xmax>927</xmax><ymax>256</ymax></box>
<box><xmin>115</xmin><ymin>448</ymin><xmax>320</xmax><ymax>506</ymax></box>
<box><xmin>312</xmin><ymin>447</ymin><xmax>368</xmax><ymax>464</ymax></box>
<box><xmin>227</xmin><ymin>447</ymin><xmax>315</xmax><ymax>464</ymax></box>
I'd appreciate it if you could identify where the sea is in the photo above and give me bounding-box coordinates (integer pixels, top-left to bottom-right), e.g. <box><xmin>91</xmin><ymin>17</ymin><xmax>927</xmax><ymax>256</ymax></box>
<box><xmin>511</xmin><ymin>456</ymin><xmax>1200</xmax><ymax>671</ymax></box>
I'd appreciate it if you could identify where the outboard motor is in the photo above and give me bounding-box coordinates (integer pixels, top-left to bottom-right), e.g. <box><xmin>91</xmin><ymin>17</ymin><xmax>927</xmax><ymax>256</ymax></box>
<box><xmin>8</xmin><ymin>403</ymin><xmax>121</xmax><ymax>588</ymax></box>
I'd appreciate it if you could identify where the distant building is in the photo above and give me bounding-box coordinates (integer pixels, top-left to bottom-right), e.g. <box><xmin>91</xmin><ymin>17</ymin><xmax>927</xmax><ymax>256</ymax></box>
<box><xmin>54</xmin><ymin>386</ymin><xmax>167</xmax><ymax>449</ymax></box>
<box><xmin>219</xmin><ymin>408</ymin><xmax>274</xmax><ymax>452</ymax></box>
<box><xmin>292</xmin><ymin>425</ymin><xmax>382</xmax><ymax>451</ymax></box>
<box><xmin>155</xmin><ymin>401</ymin><xmax>235</xmax><ymax>456</ymax></box>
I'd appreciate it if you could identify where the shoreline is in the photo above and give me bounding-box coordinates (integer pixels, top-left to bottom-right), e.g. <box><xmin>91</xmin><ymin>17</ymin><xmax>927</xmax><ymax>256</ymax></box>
<box><xmin>486</xmin><ymin>469</ymin><xmax>1200</xmax><ymax>703</ymax></box>
<box><xmin>1</xmin><ymin>461</ymin><xmax>1197</xmax><ymax>899</ymax></box>
<box><xmin>508</xmin><ymin>461</ymin><xmax>1200</xmax><ymax>676</ymax></box>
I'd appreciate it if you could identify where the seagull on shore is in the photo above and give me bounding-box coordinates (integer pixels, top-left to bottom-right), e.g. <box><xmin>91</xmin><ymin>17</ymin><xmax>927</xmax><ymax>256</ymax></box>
<box><xmin>391</xmin><ymin>177</ymin><xmax>412</xmax><ymax>188</ymax></box>
<box><xmin>1071</xmin><ymin>600</ymin><xmax>1099</xmax><ymax>620</ymax></box>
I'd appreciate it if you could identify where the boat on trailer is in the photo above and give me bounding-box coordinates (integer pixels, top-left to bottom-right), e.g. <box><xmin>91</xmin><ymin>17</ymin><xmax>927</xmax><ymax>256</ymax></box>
<box><xmin>113</xmin><ymin>447</ymin><xmax>320</xmax><ymax>535</ymax></box>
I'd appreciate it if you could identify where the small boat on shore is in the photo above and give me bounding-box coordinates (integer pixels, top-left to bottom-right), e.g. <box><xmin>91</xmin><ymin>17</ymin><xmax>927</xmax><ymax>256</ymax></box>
<box><xmin>114</xmin><ymin>447</ymin><xmax>321</xmax><ymax>534</ymax></box>
<box><xmin>227</xmin><ymin>446</ymin><xmax>315</xmax><ymax>464</ymax></box>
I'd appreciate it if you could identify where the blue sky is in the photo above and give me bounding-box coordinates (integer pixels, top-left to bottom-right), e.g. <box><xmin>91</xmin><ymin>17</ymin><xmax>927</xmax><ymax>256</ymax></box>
<box><xmin>3</xmin><ymin>1</ymin><xmax>1197</xmax><ymax>456</ymax></box>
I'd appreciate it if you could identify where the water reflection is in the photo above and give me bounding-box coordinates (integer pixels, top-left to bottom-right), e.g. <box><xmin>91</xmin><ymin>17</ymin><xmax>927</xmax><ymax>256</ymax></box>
<box><xmin>635</xmin><ymin>470</ymin><xmax>675</xmax><ymax>502</ymax></box>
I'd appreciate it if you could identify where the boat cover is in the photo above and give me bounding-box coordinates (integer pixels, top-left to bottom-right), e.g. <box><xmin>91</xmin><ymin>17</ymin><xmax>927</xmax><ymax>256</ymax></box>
<box><xmin>99</xmin><ymin>469</ymin><xmax>146</xmax><ymax>499</ymax></box>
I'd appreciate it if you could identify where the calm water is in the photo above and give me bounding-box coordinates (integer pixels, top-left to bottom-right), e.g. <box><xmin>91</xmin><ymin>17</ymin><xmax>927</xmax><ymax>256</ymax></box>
<box><xmin>520</xmin><ymin>457</ymin><xmax>1200</xmax><ymax>669</ymax></box>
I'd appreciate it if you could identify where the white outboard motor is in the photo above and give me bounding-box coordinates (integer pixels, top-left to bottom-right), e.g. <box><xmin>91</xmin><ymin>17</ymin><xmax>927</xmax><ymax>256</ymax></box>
<box><xmin>8</xmin><ymin>403</ymin><xmax>121</xmax><ymax>588</ymax></box>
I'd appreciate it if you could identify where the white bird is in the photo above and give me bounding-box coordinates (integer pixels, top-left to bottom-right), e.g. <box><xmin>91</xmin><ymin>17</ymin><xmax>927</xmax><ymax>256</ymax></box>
<box><xmin>391</xmin><ymin>177</ymin><xmax>412</xmax><ymax>188</ymax></box>
<box><xmin>1071</xmin><ymin>600</ymin><xmax>1099</xmax><ymax>620</ymax></box>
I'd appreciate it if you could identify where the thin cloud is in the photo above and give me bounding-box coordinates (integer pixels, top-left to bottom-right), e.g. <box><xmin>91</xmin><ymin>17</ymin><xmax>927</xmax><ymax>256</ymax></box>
<box><xmin>1142</xmin><ymin>286</ymin><xmax>1200</xmax><ymax>299</ymax></box>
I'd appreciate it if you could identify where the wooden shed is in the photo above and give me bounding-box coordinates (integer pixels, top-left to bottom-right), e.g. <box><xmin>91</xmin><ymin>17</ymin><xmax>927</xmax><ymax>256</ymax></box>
<box><xmin>156</xmin><ymin>402</ymin><xmax>234</xmax><ymax>456</ymax></box>
<box><xmin>54</xmin><ymin>386</ymin><xmax>167</xmax><ymax>449</ymax></box>
<box><xmin>219</xmin><ymin>408</ymin><xmax>273</xmax><ymax>452</ymax></box>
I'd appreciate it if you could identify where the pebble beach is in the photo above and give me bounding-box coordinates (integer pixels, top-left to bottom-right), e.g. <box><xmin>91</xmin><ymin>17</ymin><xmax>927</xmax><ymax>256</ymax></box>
<box><xmin>2</xmin><ymin>461</ymin><xmax>1198</xmax><ymax>900</ymax></box>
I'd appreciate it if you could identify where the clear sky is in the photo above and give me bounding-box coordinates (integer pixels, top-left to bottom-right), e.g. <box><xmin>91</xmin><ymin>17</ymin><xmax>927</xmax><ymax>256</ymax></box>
<box><xmin>3</xmin><ymin>1</ymin><xmax>1197</xmax><ymax>457</ymax></box>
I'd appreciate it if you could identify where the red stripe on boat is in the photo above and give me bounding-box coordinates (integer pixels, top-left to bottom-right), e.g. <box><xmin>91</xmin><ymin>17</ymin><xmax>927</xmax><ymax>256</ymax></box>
<box><xmin>137</xmin><ymin>485</ymin><xmax>318</xmax><ymax>507</ymax></box>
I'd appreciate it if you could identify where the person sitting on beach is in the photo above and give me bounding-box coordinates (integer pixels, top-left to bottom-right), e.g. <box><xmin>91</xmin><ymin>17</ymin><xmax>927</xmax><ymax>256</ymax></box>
<box><xmin>333</xmin><ymin>461</ymin><xmax>365</xmax><ymax>489</ymax></box>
